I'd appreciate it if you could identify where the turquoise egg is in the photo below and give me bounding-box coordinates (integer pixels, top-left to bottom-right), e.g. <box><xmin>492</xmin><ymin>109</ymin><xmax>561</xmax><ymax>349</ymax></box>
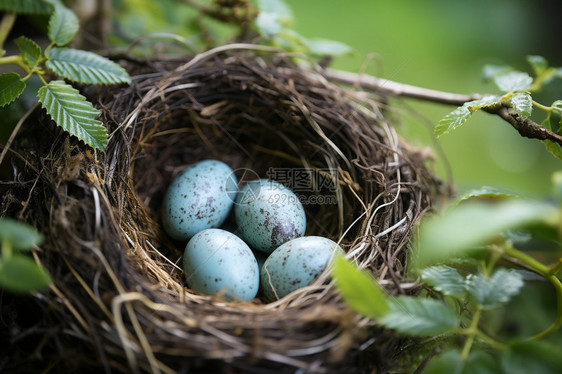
<box><xmin>234</xmin><ymin>179</ymin><xmax>306</xmax><ymax>253</ymax></box>
<box><xmin>260</xmin><ymin>236</ymin><xmax>343</xmax><ymax>302</ymax></box>
<box><xmin>162</xmin><ymin>160</ymin><xmax>237</xmax><ymax>241</ymax></box>
<box><xmin>183</xmin><ymin>229</ymin><xmax>259</xmax><ymax>301</ymax></box>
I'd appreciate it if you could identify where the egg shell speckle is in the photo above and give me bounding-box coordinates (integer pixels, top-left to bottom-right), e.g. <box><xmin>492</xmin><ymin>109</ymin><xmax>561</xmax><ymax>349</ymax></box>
<box><xmin>260</xmin><ymin>236</ymin><xmax>343</xmax><ymax>302</ymax></box>
<box><xmin>183</xmin><ymin>229</ymin><xmax>259</xmax><ymax>301</ymax></box>
<box><xmin>162</xmin><ymin>160</ymin><xmax>237</xmax><ymax>241</ymax></box>
<box><xmin>235</xmin><ymin>179</ymin><xmax>306</xmax><ymax>253</ymax></box>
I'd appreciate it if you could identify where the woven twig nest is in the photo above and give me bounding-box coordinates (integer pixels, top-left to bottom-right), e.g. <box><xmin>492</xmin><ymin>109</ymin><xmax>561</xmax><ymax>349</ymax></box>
<box><xmin>1</xmin><ymin>45</ymin><xmax>440</xmax><ymax>373</ymax></box>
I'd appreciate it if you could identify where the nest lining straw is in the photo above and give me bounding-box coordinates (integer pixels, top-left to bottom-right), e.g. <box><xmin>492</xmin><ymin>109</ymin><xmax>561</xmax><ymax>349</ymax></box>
<box><xmin>0</xmin><ymin>44</ymin><xmax>440</xmax><ymax>373</ymax></box>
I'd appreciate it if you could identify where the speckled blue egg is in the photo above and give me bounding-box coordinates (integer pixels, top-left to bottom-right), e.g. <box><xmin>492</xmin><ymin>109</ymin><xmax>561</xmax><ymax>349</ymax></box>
<box><xmin>162</xmin><ymin>160</ymin><xmax>237</xmax><ymax>241</ymax></box>
<box><xmin>183</xmin><ymin>229</ymin><xmax>259</xmax><ymax>301</ymax></box>
<box><xmin>260</xmin><ymin>236</ymin><xmax>343</xmax><ymax>302</ymax></box>
<box><xmin>234</xmin><ymin>179</ymin><xmax>306</xmax><ymax>253</ymax></box>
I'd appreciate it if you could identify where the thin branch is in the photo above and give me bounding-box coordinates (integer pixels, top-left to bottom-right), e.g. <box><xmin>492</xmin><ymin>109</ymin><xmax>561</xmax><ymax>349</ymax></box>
<box><xmin>325</xmin><ymin>68</ymin><xmax>562</xmax><ymax>147</ymax></box>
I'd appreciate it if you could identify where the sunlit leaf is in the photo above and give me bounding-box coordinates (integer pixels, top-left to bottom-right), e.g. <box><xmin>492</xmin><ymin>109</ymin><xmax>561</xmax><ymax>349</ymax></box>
<box><xmin>256</xmin><ymin>0</ymin><xmax>293</xmax><ymax>36</ymax></box>
<box><xmin>332</xmin><ymin>255</ymin><xmax>389</xmax><ymax>318</ymax></box>
<box><xmin>494</xmin><ymin>71</ymin><xmax>533</xmax><ymax>92</ymax></box>
<box><xmin>465</xmin><ymin>269</ymin><xmax>524</xmax><ymax>309</ymax></box>
<box><xmin>380</xmin><ymin>296</ymin><xmax>459</xmax><ymax>337</ymax></box>
<box><xmin>47</xmin><ymin>1</ymin><xmax>79</xmax><ymax>46</ymax></box>
<box><xmin>14</xmin><ymin>36</ymin><xmax>42</xmax><ymax>69</ymax></box>
<box><xmin>47</xmin><ymin>47</ymin><xmax>131</xmax><ymax>85</ymax></box>
<box><xmin>0</xmin><ymin>218</ymin><xmax>44</xmax><ymax>251</ymax></box>
<box><xmin>421</xmin><ymin>265</ymin><xmax>467</xmax><ymax>298</ymax></box>
<box><xmin>0</xmin><ymin>256</ymin><xmax>52</xmax><ymax>293</ymax></box>
<box><xmin>552</xmin><ymin>100</ymin><xmax>562</xmax><ymax>114</ymax></box>
<box><xmin>435</xmin><ymin>106</ymin><xmax>471</xmax><ymax>137</ymax></box>
<box><xmin>412</xmin><ymin>200</ymin><xmax>559</xmax><ymax>269</ymax></box>
<box><xmin>37</xmin><ymin>80</ymin><xmax>108</xmax><ymax>151</ymax></box>
<box><xmin>451</xmin><ymin>186</ymin><xmax>519</xmax><ymax>207</ymax></box>
<box><xmin>0</xmin><ymin>73</ymin><xmax>25</xmax><ymax>108</ymax></box>
<box><xmin>527</xmin><ymin>55</ymin><xmax>548</xmax><ymax>76</ymax></box>
<box><xmin>482</xmin><ymin>64</ymin><xmax>512</xmax><ymax>81</ymax></box>
<box><xmin>501</xmin><ymin>340</ymin><xmax>562</xmax><ymax>374</ymax></box>
<box><xmin>510</xmin><ymin>92</ymin><xmax>532</xmax><ymax>120</ymax></box>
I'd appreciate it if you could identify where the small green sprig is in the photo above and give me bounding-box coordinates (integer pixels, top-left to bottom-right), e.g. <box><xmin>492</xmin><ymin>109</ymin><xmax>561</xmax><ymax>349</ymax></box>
<box><xmin>437</xmin><ymin>56</ymin><xmax>562</xmax><ymax>159</ymax></box>
<box><xmin>0</xmin><ymin>0</ymin><xmax>131</xmax><ymax>152</ymax></box>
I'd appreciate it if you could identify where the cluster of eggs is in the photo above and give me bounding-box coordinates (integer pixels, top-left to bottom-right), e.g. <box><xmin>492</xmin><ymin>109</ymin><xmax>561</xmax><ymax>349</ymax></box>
<box><xmin>161</xmin><ymin>160</ymin><xmax>342</xmax><ymax>302</ymax></box>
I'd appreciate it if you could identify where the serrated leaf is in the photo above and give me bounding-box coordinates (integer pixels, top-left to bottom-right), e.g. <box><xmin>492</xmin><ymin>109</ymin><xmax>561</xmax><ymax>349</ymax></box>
<box><xmin>435</xmin><ymin>96</ymin><xmax>499</xmax><ymax>137</ymax></box>
<box><xmin>0</xmin><ymin>0</ymin><xmax>52</xmax><ymax>14</ymax></box>
<box><xmin>0</xmin><ymin>218</ymin><xmax>44</xmax><ymax>251</ymax></box>
<box><xmin>14</xmin><ymin>36</ymin><xmax>42</xmax><ymax>68</ymax></box>
<box><xmin>302</xmin><ymin>38</ymin><xmax>353</xmax><ymax>56</ymax></box>
<box><xmin>256</xmin><ymin>0</ymin><xmax>293</xmax><ymax>36</ymax></box>
<box><xmin>412</xmin><ymin>200</ymin><xmax>559</xmax><ymax>269</ymax></box>
<box><xmin>501</xmin><ymin>340</ymin><xmax>562</xmax><ymax>374</ymax></box>
<box><xmin>435</xmin><ymin>106</ymin><xmax>471</xmax><ymax>137</ymax></box>
<box><xmin>0</xmin><ymin>256</ymin><xmax>52</xmax><ymax>293</ymax></box>
<box><xmin>465</xmin><ymin>269</ymin><xmax>524</xmax><ymax>309</ymax></box>
<box><xmin>510</xmin><ymin>92</ymin><xmax>532</xmax><ymax>120</ymax></box>
<box><xmin>541</xmin><ymin>118</ymin><xmax>562</xmax><ymax>160</ymax></box>
<box><xmin>527</xmin><ymin>55</ymin><xmax>548</xmax><ymax>76</ymax></box>
<box><xmin>332</xmin><ymin>255</ymin><xmax>389</xmax><ymax>318</ymax></box>
<box><xmin>37</xmin><ymin>80</ymin><xmax>108</xmax><ymax>151</ymax></box>
<box><xmin>380</xmin><ymin>296</ymin><xmax>459</xmax><ymax>337</ymax></box>
<box><xmin>494</xmin><ymin>71</ymin><xmax>533</xmax><ymax>92</ymax></box>
<box><xmin>421</xmin><ymin>265</ymin><xmax>467</xmax><ymax>298</ymax></box>
<box><xmin>46</xmin><ymin>47</ymin><xmax>131</xmax><ymax>85</ymax></box>
<box><xmin>0</xmin><ymin>73</ymin><xmax>26</xmax><ymax>107</ymax></box>
<box><xmin>47</xmin><ymin>2</ymin><xmax>79</xmax><ymax>46</ymax></box>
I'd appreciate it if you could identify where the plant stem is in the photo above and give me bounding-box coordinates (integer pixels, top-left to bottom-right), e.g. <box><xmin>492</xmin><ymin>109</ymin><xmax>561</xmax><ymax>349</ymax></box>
<box><xmin>504</xmin><ymin>244</ymin><xmax>562</xmax><ymax>339</ymax></box>
<box><xmin>0</xmin><ymin>13</ymin><xmax>16</xmax><ymax>56</ymax></box>
<box><xmin>532</xmin><ymin>100</ymin><xmax>552</xmax><ymax>113</ymax></box>
<box><xmin>460</xmin><ymin>306</ymin><xmax>482</xmax><ymax>361</ymax></box>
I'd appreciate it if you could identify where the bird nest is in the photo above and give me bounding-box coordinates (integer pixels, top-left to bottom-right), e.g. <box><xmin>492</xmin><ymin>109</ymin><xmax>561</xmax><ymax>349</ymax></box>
<box><xmin>0</xmin><ymin>45</ymin><xmax>441</xmax><ymax>373</ymax></box>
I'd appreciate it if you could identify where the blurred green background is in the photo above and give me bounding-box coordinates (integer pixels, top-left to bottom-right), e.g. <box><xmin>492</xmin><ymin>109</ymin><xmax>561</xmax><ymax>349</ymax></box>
<box><xmin>283</xmin><ymin>0</ymin><xmax>562</xmax><ymax>198</ymax></box>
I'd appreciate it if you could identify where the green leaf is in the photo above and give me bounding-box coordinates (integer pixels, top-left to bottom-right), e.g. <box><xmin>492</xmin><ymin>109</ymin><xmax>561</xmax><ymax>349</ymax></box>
<box><xmin>46</xmin><ymin>47</ymin><xmax>131</xmax><ymax>85</ymax></box>
<box><xmin>256</xmin><ymin>0</ymin><xmax>294</xmax><ymax>36</ymax></box>
<box><xmin>527</xmin><ymin>55</ymin><xmax>548</xmax><ymax>76</ymax></box>
<box><xmin>380</xmin><ymin>296</ymin><xmax>459</xmax><ymax>337</ymax></box>
<box><xmin>0</xmin><ymin>73</ymin><xmax>26</xmax><ymax>107</ymax></box>
<box><xmin>0</xmin><ymin>255</ymin><xmax>52</xmax><ymax>293</ymax></box>
<box><xmin>332</xmin><ymin>255</ymin><xmax>389</xmax><ymax>318</ymax></box>
<box><xmin>494</xmin><ymin>71</ymin><xmax>533</xmax><ymax>92</ymax></box>
<box><xmin>301</xmin><ymin>38</ymin><xmax>353</xmax><ymax>56</ymax></box>
<box><xmin>551</xmin><ymin>100</ymin><xmax>562</xmax><ymax>115</ymax></box>
<box><xmin>421</xmin><ymin>265</ymin><xmax>467</xmax><ymax>298</ymax></box>
<box><xmin>0</xmin><ymin>0</ymin><xmax>52</xmax><ymax>14</ymax></box>
<box><xmin>501</xmin><ymin>340</ymin><xmax>562</xmax><ymax>374</ymax></box>
<box><xmin>451</xmin><ymin>186</ymin><xmax>519</xmax><ymax>207</ymax></box>
<box><xmin>435</xmin><ymin>106</ymin><xmax>471</xmax><ymax>137</ymax></box>
<box><xmin>541</xmin><ymin>118</ymin><xmax>562</xmax><ymax>160</ymax></box>
<box><xmin>435</xmin><ymin>96</ymin><xmax>499</xmax><ymax>137</ymax></box>
<box><xmin>14</xmin><ymin>36</ymin><xmax>42</xmax><ymax>69</ymax></box>
<box><xmin>425</xmin><ymin>350</ymin><xmax>499</xmax><ymax>374</ymax></box>
<box><xmin>465</xmin><ymin>269</ymin><xmax>524</xmax><ymax>309</ymax></box>
<box><xmin>412</xmin><ymin>200</ymin><xmax>559</xmax><ymax>269</ymax></box>
<box><xmin>47</xmin><ymin>2</ymin><xmax>79</xmax><ymax>46</ymax></box>
<box><xmin>37</xmin><ymin>80</ymin><xmax>108</xmax><ymax>151</ymax></box>
<box><xmin>510</xmin><ymin>92</ymin><xmax>532</xmax><ymax>120</ymax></box>
<box><xmin>482</xmin><ymin>64</ymin><xmax>512</xmax><ymax>81</ymax></box>
<box><xmin>0</xmin><ymin>218</ymin><xmax>44</xmax><ymax>251</ymax></box>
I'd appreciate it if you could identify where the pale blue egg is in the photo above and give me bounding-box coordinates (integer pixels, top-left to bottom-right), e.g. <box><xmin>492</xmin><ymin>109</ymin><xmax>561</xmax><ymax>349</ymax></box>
<box><xmin>260</xmin><ymin>236</ymin><xmax>343</xmax><ymax>302</ymax></box>
<box><xmin>234</xmin><ymin>179</ymin><xmax>306</xmax><ymax>253</ymax></box>
<box><xmin>183</xmin><ymin>229</ymin><xmax>259</xmax><ymax>301</ymax></box>
<box><xmin>162</xmin><ymin>160</ymin><xmax>238</xmax><ymax>241</ymax></box>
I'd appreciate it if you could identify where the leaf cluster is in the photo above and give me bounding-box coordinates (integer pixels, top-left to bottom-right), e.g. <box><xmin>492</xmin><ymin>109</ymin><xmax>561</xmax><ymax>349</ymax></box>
<box><xmin>0</xmin><ymin>0</ymin><xmax>130</xmax><ymax>151</ymax></box>
<box><xmin>437</xmin><ymin>56</ymin><xmax>562</xmax><ymax>159</ymax></box>
<box><xmin>333</xmin><ymin>172</ymin><xmax>562</xmax><ymax>373</ymax></box>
